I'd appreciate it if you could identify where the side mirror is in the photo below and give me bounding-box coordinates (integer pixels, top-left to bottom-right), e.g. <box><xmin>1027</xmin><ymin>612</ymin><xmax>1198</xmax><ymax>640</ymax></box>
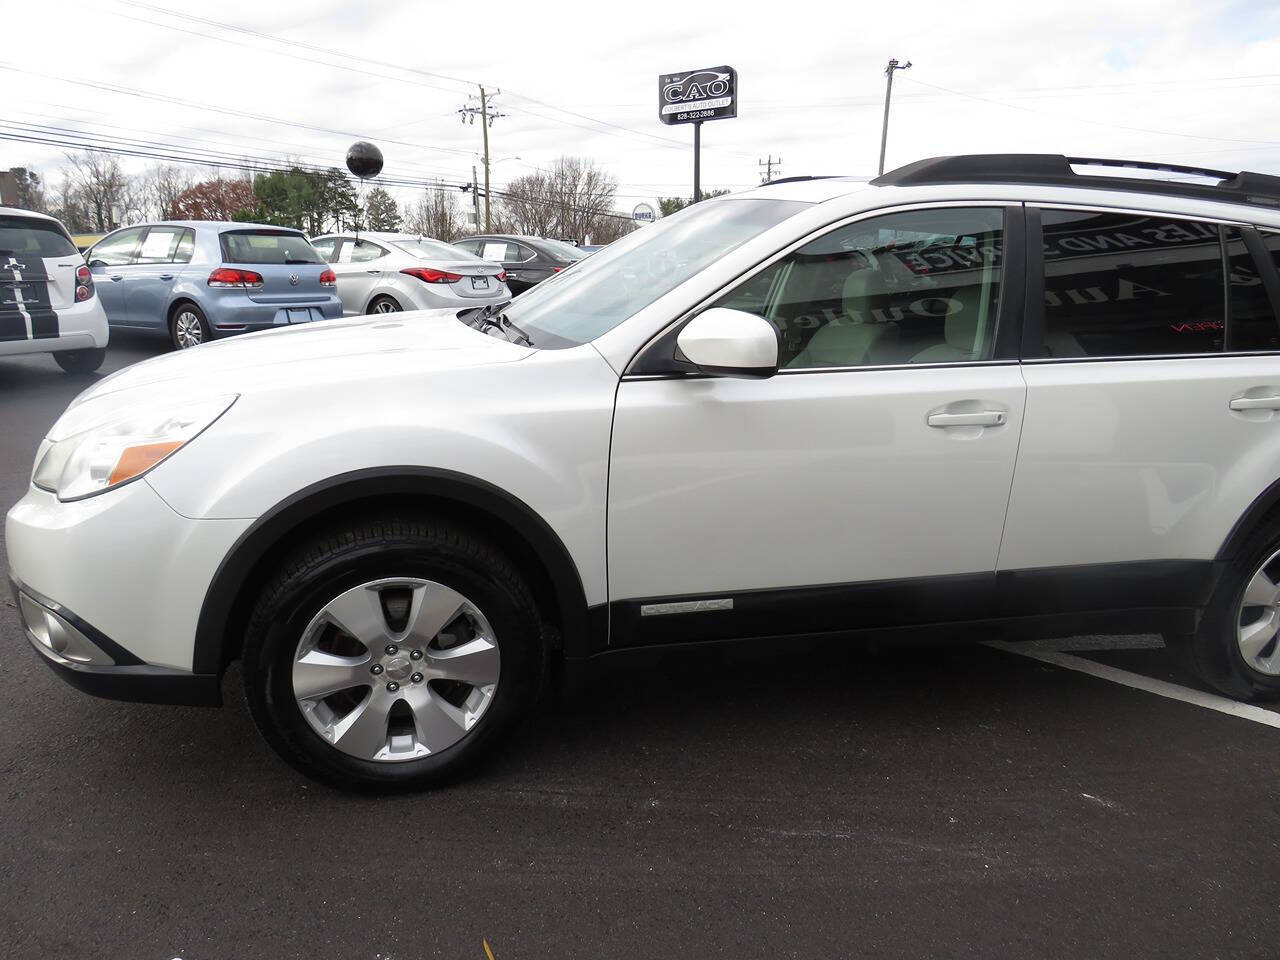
<box><xmin>676</xmin><ymin>307</ymin><xmax>779</xmax><ymax>379</ymax></box>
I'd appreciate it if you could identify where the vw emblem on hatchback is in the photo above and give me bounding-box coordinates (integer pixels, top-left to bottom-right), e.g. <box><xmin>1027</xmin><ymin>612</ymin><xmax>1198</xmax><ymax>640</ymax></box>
<box><xmin>289</xmin><ymin>273</ymin><xmax>300</xmax><ymax>285</ymax></box>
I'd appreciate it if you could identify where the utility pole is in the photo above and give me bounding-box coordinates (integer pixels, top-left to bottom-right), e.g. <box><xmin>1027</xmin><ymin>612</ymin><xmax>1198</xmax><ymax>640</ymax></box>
<box><xmin>471</xmin><ymin>165</ymin><xmax>481</xmax><ymax>232</ymax></box>
<box><xmin>758</xmin><ymin>154</ymin><xmax>783</xmax><ymax>184</ymax></box>
<box><xmin>878</xmin><ymin>58</ymin><xmax>911</xmax><ymax>176</ymax></box>
<box><xmin>458</xmin><ymin>86</ymin><xmax>507</xmax><ymax>232</ymax></box>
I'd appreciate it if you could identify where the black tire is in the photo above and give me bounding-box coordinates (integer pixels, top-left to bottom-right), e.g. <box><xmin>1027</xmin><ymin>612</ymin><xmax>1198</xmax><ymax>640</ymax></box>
<box><xmin>170</xmin><ymin>302</ymin><xmax>212</xmax><ymax>350</ymax></box>
<box><xmin>53</xmin><ymin>347</ymin><xmax>106</xmax><ymax>374</ymax></box>
<box><xmin>1167</xmin><ymin>520</ymin><xmax>1280</xmax><ymax>701</ymax></box>
<box><xmin>242</xmin><ymin>515</ymin><xmax>544</xmax><ymax>791</ymax></box>
<box><xmin>367</xmin><ymin>295</ymin><xmax>402</xmax><ymax>315</ymax></box>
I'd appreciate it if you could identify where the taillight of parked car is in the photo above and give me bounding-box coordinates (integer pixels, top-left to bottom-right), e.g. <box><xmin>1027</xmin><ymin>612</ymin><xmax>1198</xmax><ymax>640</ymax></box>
<box><xmin>496</xmin><ymin>271</ymin><xmax>507</xmax><ymax>282</ymax></box>
<box><xmin>74</xmin><ymin>264</ymin><xmax>93</xmax><ymax>302</ymax></box>
<box><xmin>401</xmin><ymin>267</ymin><xmax>462</xmax><ymax>284</ymax></box>
<box><xmin>207</xmin><ymin>267</ymin><xmax>264</xmax><ymax>289</ymax></box>
<box><xmin>320</xmin><ymin>269</ymin><xmax>336</xmax><ymax>287</ymax></box>
<box><xmin>552</xmin><ymin>266</ymin><xmax>564</xmax><ymax>273</ymax></box>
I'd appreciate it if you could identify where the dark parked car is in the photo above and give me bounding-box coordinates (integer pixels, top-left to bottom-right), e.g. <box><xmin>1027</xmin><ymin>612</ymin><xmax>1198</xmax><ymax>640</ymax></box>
<box><xmin>452</xmin><ymin>235</ymin><xmax>586</xmax><ymax>294</ymax></box>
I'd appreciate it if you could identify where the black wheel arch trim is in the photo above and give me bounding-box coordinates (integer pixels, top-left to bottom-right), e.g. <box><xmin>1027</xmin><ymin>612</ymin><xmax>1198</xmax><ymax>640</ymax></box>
<box><xmin>1216</xmin><ymin>475</ymin><xmax>1280</xmax><ymax>561</ymax></box>
<box><xmin>193</xmin><ymin>467</ymin><xmax>592</xmax><ymax>675</ymax></box>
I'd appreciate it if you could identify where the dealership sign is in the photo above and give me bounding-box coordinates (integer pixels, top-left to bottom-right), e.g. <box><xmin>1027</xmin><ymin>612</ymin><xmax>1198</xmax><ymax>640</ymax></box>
<box><xmin>658</xmin><ymin>66</ymin><xmax>737</xmax><ymax>125</ymax></box>
<box><xmin>632</xmin><ymin>202</ymin><xmax>656</xmax><ymax>223</ymax></box>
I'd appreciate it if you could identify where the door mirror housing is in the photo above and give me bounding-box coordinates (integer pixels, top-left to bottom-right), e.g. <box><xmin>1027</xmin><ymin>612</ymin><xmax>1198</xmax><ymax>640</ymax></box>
<box><xmin>676</xmin><ymin>308</ymin><xmax>779</xmax><ymax>379</ymax></box>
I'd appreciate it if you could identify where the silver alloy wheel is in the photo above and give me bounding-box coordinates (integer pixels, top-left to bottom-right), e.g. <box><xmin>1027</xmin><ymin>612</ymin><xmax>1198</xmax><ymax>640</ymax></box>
<box><xmin>292</xmin><ymin>577</ymin><xmax>500</xmax><ymax>761</ymax></box>
<box><xmin>372</xmin><ymin>298</ymin><xmax>400</xmax><ymax>314</ymax></box>
<box><xmin>1237</xmin><ymin>548</ymin><xmax>1280</xmax><ymax>675</ymax></box>
<box><xmin>174</xmin><ymin>310</ymin><xmax>204</xmax><ymax>348</ymax></box>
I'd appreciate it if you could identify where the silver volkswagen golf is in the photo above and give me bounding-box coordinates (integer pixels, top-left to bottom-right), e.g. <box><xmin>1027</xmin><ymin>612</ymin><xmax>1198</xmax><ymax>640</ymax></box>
<box><xmin>310</xmin><ymin>232</ymin><xmax>511</xmax><ymax>315</ymax></box>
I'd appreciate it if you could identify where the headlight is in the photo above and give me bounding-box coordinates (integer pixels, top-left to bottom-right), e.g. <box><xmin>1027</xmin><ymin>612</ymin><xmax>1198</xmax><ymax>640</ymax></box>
<box><xmin>33</xmin><ymin>395</ymin><xmax>237</xmax><ymax>501</ymax></box>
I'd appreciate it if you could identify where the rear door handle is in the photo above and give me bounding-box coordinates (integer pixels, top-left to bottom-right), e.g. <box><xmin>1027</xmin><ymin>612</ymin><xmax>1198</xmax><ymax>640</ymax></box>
<box><xmin>927</xmin><ymin>410</ymin><xmax>1007</xmax><ymax>428</ymax></box>
<box><xmin>109</xmin><ymin>275</ymin><xmax>123</xmax><ymax>282</ymax></box>
<box><xmin>158</xmin><ymin>274</ymin><xmax>174</xmax><ymax>281</ymax></box>
<box><xmin>366</xmin><ymin>269</ymin><xmax>381</xmax><ymax>275</ymax></box>
<box><xmin>1230</xmin><ymin>395</ymin><xmax>1280</xmax><ymax>411</ymax></box>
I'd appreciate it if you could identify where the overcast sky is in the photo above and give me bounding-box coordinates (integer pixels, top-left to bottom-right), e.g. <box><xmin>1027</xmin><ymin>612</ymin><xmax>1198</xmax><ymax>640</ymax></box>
<box><xmin>6</xmin><ymin>0</ymin><xmax>1280</xmax><ymax>213</ymax></box>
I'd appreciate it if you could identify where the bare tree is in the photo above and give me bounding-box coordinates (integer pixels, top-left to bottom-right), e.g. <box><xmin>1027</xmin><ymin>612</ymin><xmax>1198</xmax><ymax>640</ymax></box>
<box><xmin>402</xmin><ymin>184</ymin><xmax>464</xmax><ymax>241</ymax></box>
<box><xmin>495</xmin><ymin>156</ymin><xmax>624</xmax><ymax>242</ymax></box>
<box><xmin>138</xmin><ymin>164</ymin><xmax>194</xmax><ymax>220</ymax></box>
<box><xmin>62</xmin><ymin>150</ymin><xmax>129</xmax><ymax>232</ymax></box>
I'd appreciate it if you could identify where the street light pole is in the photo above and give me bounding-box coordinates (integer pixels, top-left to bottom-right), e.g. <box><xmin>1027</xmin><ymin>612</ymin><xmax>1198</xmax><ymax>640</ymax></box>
<box><xmin>878</xmin><ymin>58</ymin><xmax>911</xmax><ymax>176</ymax></box>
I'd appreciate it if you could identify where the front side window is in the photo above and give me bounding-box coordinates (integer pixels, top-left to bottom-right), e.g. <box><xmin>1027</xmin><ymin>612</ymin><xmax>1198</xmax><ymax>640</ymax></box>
<box><xmin>88</xmin><ymin>227</ymin><xmax>144</xmax><ymax>267</ymax></box>
<box><xmin>1039</xmin><ymin>209</ymin><xmax>1224</xmax><ymax>358</ymax></box>
<box><xmin>715</xmin><ymin>207</ymin><xmax>1004</xmax><ymax>368</ymax></box>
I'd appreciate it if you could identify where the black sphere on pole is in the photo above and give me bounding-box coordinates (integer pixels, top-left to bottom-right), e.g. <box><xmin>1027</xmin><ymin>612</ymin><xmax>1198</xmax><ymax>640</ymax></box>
<box><xmin>346</xmin><ymin>141</ymin><xmax>384</xmax><ymax>180</ymax></box>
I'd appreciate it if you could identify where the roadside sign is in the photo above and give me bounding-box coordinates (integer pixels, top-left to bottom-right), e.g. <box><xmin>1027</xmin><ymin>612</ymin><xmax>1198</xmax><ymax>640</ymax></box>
<box><xmin>632</xmin><ymin>202</ymin><xmax>656</xmax><ymax>223</ymax></box>
<box><xmin>658</xmin><ymin>66</ymin><xmax>737</xmax><ymax>125</ymax></box>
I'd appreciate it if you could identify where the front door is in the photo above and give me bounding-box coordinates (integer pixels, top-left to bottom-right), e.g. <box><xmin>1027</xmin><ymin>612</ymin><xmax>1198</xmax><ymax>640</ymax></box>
<box><xmin>607</xmin><ymin>205</ymin><xmax>1027</xmax><ymax>647</ymax></box>
<box><xmin>85</xmin><ymin>227</ymin><xmax>144</xmax><ymax>323</ymax></box>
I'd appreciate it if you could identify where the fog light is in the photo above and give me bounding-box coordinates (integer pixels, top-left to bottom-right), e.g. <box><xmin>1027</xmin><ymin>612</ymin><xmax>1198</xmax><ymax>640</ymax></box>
<box><xmin>17</xmin><ymin>592</ymin><xmax>115</xmax><ymax>665</ymax></box>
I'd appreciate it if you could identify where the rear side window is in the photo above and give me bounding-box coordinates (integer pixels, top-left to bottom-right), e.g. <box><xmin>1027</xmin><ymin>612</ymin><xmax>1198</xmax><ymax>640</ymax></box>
<box><xmin>310</xmin><ymin>237</ymin><xmax>337</xmax><ymax>261</ymax></box>
<box><xmin>347</xmin><ymin>240</ymin><xmax>386</xmax><ymax>263</ymax></box>
<box><xmin>173</xmin><ymin>229</ymin><xmax>195</xmax><ymax>264</ymax></box>
<box><xmin>220</xmin><ymin>230</ymin><xmax>321</xmax><ymax>265</ymax></box>
<box><xmin>1227</xmin><ymin>228</ymin><xmax>1280</xmax><ymax>351</ymax></box>
<box><xmin>136</xmin><ymin>226</ymin><xmax>184</xmax><ymax>264</ymax></box>
<box><xmin>1039</xmin><ymin>209</ymin><xmax>1225</xmax><ymax>358</ymax></box>
<box><xmin>0</xmin><ymin>215</ymin><xmax>77</xmax><ymax>258</ymax></box>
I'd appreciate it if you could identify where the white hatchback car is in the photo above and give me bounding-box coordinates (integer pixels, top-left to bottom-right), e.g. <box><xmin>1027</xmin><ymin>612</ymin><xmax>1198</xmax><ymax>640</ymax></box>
<box><xmin>11</xmin><ymin>154</ymin><xmax>1280</xmax><ymax>790</ymax></box>
<box><xmin>309</xmin><ymin>232</ymin><xmax>510</xmax><ymax>315</ymax></box>
<box><xmin>1</xmin><ymin>207</ymin><xmax>109</xmax><ymax>373</ymax></box>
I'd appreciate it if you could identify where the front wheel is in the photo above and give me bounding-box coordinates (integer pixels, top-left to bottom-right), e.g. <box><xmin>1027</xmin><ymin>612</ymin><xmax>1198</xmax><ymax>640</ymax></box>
<box><xmin>242</xmin><ymin>516</ymin><xmax>544</xmax><ymax>791</ymax></box>
<box><xmin>53</xmin><ymin>347</ymin><xmax>106</xmax><ymax>374</ymax></box>
<box><xmin>1168</xmin><ymin>522</ymin><xmax>1280</xmax><ymax>701</ymax></box>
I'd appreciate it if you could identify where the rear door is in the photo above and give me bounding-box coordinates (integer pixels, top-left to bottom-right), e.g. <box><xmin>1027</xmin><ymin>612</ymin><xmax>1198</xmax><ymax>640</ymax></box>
<box><xmin>329</xmin><ymin>238</ymin><xmax>386</xmax><ymax>314</ymax></box>
<box><xmin>85</xmin><ymin>227</ymin><xmax>144</xmax><ymax>323</ymax></box>
<box><xmin>1001</xmin><ymin>206</ymin><xmax>1280</xmax><ymax>579</ymax></box>
<box><xmin>125</xmin><ymin>225</ymin><xmax>191</xmax><ymax>328</ymax></box>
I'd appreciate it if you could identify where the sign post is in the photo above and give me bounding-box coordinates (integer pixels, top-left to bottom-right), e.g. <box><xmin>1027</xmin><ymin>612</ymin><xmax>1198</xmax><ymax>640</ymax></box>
<box><xmin>658</xmin><ymin>65</ymin><xmax>737</xmax><ymax>204</ymax></box>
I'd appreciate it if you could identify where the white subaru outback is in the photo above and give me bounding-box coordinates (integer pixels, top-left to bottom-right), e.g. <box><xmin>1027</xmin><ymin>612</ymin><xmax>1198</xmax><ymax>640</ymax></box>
<box><xmin>10</xmin><ymin>155</ymin><xmax>1280</xmax><ymax>790</ymax></box>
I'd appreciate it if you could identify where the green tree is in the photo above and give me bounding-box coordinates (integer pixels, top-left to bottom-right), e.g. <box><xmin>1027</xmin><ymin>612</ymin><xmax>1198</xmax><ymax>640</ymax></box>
<box><xmin>363</xmin><ymin>187</ymin><xmax>401</xmax><ymax>231</ymax></box>
<box><xmin>250</xmin><ymin>166</ymin><xmax>359</xmax><ymax>234</ymax></box>
<box><xmin>658</xmin><ymin>189</ymin><xmax>730</xmax><ymax>217</ymax></box>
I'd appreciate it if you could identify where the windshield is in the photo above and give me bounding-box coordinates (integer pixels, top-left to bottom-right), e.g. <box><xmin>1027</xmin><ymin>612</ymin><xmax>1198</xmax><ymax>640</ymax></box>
<box><xmin>501</xmin><ymin>198</ymin><xmax>808</xmax><ymax>347</ymax></box>
<box><xmin>393</xmin><ymin>237</ymin><xmax>476</xmax><ymax>260</ymax></box>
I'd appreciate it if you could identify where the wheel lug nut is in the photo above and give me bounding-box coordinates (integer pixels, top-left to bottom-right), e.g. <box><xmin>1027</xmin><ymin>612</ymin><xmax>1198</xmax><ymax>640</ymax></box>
<box><xmin>411</xmin><ymin>672</ymin><xmax>423</xmax><ymax>684</ymax></box>
<box><xmin>370</xmin><ymin>664</ymin><xmax>384</xmax><ymax>675</ymax></box>
<box><xmin>386</xmin><ymin>681</ymin><xmax>399</xmax><ymax>692</ymax></box>
<box><xmin>410</xmin><ymin>649</ymin><xmax>423</xmax><ymax>660</ymax></box>
<box><xmin>385</xmin><ymin>644</ymin><xmax>398</xmax><ymax>655</ymax></box>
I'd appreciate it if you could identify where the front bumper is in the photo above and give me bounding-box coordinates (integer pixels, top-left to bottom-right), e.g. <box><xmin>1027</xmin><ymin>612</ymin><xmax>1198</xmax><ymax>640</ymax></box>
<box><xmin>12</xmin><ymin>578</ymin><xmax>221</xmax><ymax>706</ymax></box>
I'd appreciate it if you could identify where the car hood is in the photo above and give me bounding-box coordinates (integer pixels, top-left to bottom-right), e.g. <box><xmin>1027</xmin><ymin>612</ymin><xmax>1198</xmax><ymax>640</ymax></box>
<box><xmin>53</xmin><ymin>309</ymin><xmax>532</xmax><ymax>439</ymax></box>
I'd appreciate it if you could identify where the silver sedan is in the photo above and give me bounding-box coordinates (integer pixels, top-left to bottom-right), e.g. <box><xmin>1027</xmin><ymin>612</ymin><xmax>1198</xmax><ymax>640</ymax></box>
<box><xmin>310</xmin><ymin>232</ymin><xmax>511</xmax><ymax>315</ymax></box>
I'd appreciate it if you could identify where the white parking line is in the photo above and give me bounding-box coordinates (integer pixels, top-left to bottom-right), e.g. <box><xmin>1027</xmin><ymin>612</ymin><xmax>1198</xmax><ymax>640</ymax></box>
<box><xmin>984</xmin><ymin>640</ymin><xmax>1280</xmax><ymax>729</ymax></box>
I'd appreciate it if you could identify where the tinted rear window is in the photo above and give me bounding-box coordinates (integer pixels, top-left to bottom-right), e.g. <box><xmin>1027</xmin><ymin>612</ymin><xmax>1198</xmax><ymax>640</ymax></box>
<box><xmin>220</xmin><ymin>230</ymin><xmax>322</xmax><ymax>265</ymax></box>
<box><xmin>0</xmin><ymin>215</ymin><xmax>77</xmax><ymax>258</ymax></box>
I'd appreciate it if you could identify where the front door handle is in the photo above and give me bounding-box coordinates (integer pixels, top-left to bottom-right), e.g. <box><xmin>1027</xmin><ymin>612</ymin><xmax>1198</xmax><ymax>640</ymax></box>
<box><xmin>366</xmin><ymin>269</ymin><xmax>381</xmax><ymax>275</ymax></box>
<box><xmin>158</xmin><ymin>273</ymin><xmax>174</xmax><ymax>281</ymax></box>
<box><xmin>109</xmin><ymin>275</ymin><xmax>123</xmax><ymax>282</ymax></box>
<box><xmin>1230</xmin><ymin>395</ymin><xmax>1280</xmax><ymax>411</ymax></box>
<box><xmin>927</xmin><ymin>410</ymin><xmax>1007</xmax><ymax>428</ymax></box>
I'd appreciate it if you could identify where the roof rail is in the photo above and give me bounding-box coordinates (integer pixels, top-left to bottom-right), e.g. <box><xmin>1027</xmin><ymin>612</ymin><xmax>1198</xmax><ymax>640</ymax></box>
<box><xmin>870</xmin><ymin>154</ymin><xmax>1280</xmax><ymax>207</ymax></box>
<box><xmin>759</xmin><ymin>175</ymin><xmax>843</xmax><ymax>186</ymax></box>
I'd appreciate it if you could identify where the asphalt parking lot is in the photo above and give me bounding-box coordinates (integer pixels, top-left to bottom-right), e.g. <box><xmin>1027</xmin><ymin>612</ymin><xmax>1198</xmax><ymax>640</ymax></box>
<box><xmin>2</xmin><ymin>335</ymin><xmax>1279</xmax><ymax>960</ymax></box>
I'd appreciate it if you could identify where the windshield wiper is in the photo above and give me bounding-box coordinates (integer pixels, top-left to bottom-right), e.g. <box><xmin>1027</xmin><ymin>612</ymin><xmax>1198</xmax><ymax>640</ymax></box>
<box><xmin>460</xmin><ymin>302</ymin><xmax>532</xmax><ymax>346</ymax></box>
